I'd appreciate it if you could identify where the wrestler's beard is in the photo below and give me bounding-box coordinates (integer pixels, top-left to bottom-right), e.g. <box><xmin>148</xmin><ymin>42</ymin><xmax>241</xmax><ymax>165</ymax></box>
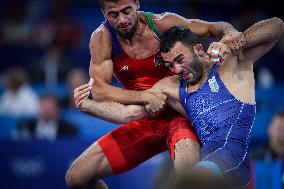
<box><xmin>178</xmin><ymin>56</ymin><xmax>205</xmax><ymax>85</ymax></box>
<box><xmin>111</xmin><ymin>16</ymin><xmax>139</xmax><ymax>39</ymax></box>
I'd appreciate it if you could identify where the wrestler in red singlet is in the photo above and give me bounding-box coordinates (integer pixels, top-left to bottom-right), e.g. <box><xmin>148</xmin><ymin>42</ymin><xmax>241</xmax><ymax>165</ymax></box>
<box><xmin>97</xmin><ymin>13</ymin><xmax>198</xmax><ymax>174</ymax></box>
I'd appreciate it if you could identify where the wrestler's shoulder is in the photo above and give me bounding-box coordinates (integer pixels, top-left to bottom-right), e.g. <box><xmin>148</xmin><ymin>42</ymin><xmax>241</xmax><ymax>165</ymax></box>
<box><xmin>152</xmin><ymin>12</ymin><xmax>181</xmax><ymax>21</ymax></box>
<box><xmin>152</xmin><ymin>12</ymin><xmax>189</xmax><ymax>32</ymax></box>
<box><xmin>90</xmin><ymin>23</ymin><xmax>112</xmax><ymax>43</ymax></box>
<box><xmin>89</xmin><ymin>23</ymin><xmax>112</xmax><ymax>48</ymax></box>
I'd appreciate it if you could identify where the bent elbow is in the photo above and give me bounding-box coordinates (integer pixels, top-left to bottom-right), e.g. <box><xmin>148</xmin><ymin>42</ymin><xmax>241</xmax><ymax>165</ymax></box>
<box><xmin>271</xmin><ymin>17</ymin><xmax>284</xmax><ymax>38</ymax></box>
<box><xmin>271</xmin><ymin>17</ymin><xmax>283</xmax><ymax>25</ymax></box>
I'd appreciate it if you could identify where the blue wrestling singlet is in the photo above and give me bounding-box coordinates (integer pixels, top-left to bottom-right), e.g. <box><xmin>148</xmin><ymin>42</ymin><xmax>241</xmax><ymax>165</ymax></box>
<box><xmin>179</xmin><ymin>64</ymin><xmax>256</xmax><ymax>187</ymax></box>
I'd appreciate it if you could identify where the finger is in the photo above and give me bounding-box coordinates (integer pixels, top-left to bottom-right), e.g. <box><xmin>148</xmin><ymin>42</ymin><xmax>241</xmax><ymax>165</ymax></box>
<box><xmin>79</xmin><ymin>86</ymin><xmax>92</xmax><ymax>98</ymax></box>
<box><xmin>74</xmin><ymin>97</ymin><xmax>83</xmax><ymax>108</ymax></box>
<box><xmin>78</xmin><ymin>88</ymin><xmax>91</xmax><ymax>97</ymax></box>
<box><xmin>211</xmin><ymin>49</ymin><xmax>220</xmax><ymax>60</ymax></box>
<box><xmin>76</xmin><ymin>102</ymin><xmax>82</xmax><ymax>109</ymax></box>
<box><xmin>78</xmin><ymin>90</ymin><xmax>91</xmax><ymax>101</ymax></box>
<box><xmin>207</xmin><ymin>43</ymin><xmax>214</xmax><ymax>55</ymax></box>
<box><xmin>210</xmin><ymin>44</ymin><xmax>221</xmax><ymax>64</ymax></box>
<box><xmin>213</xmin><ymin>44</ymin><xmax>222</xmax><ymax>59</ymax></box>
<box><xmin>74</xmin><ymin>85</ymin><xmax>92</xmax><ymax>99</ymax></box>
<box><xmin>207</xmin><ymin>43</ymin><xmax>219</xmax><ymax>58</ymax></box>
<box><xmin>219</xmin><ymin>43</ymin><xmax>227</xmax><ymax>57</ymax></box>
<box><xmin>77</xmin><ymin>98</ymin><xmax>87</xmax><ymax>110</ymax></box>
<box><xmin>88</xmin><ymin>78</ymin><xmax>94</xmax><ymax>86</ymax></box>
<box><xmin>74</xmin><ymin>86</ymin><xmax>91</xmax><ymax>99</ymax></box>
<box><xmin>208</xmin><ymin>42</ymin><xmax>220</xmax><ymax>57</ymax></box>
<box><xmin>74</xmin><ymin>84</ymin><xmax>91</xmax><ymax>94</ymax></box>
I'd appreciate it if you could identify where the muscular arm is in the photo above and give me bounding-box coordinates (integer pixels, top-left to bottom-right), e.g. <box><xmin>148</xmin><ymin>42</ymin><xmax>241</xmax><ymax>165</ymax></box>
<box><xmin>155</xmin><ymin>13</ymin><xmax>238</xmax><ymax>39</ymax></box>
<box><xmin>148</xmin><ymin>76</ymin><xmax>186</xmax><ymax>116</ymax></box>
<box><xmin>155</xmin><ymin>13</ymin><xmax>246</xmax><ymax>55</ymax></box>
<box><xmin>239</xmin><ymin>17</ymin><xmax>284</xmax><ymax>63</ymax></box>
<box><xmin>78</xmin><ymin>76</ymin><xmax>185</xmax><ymax>124</ymax></box>
<box><xmin>81</xmin><ymin>99</ymin><xmax>148</xmax><ymax>124</ymax></box>
<box><xmin>89</xmin><ymin>25</ymin><xmax>153</xmax><ymax>105</ymax></box>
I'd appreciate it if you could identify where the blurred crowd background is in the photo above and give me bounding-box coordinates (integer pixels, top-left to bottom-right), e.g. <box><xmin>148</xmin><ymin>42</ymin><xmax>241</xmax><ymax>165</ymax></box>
<box><xmin>0</xmin><ymin>0</ymin><xmax>283</xmax><ymax>189</ymax></box>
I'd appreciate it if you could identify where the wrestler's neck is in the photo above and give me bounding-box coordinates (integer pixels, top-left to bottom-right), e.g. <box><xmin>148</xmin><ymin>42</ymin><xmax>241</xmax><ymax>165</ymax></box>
<box><xmin>117</xmin><ymin>11</ymin><xmax>147</xmax><ymax>45</ymax></box>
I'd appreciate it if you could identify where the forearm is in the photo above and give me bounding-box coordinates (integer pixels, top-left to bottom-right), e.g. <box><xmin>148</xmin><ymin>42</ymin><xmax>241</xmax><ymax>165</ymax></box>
<box><xmin>93</xmin><ymin>84</ymin><xmax>151</xmax><ymax>105</ymax></box>
<box><xmin>82</xmin><ymin>99</ymin><xmax>148</xmax><ymax>124</ymax></box>
<box><xmin>82</xmin><ymin>100</ymin><xmax>148</xmax><ymax>124</ymax></box>
<box><xmin>243</xmin><ymin>17</ymin><xmax>283</xmax><ymax>48</ymax></box>
<box><xmin>209</xmin><ymin>21</ymin><xmax>238</xmax><ymax>39</ymax></box>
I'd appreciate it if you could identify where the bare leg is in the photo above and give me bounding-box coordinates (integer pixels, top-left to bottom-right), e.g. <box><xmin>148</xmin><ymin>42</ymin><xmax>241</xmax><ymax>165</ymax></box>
<box><xmin>65</xmin><ymin>141</ymin><xmax>114</xmax><ymax>189</ymax></box>
<box><xmin>173</xmin><ymin>139</ymin><xmax>200</xmax><ymax>177</ymax></box>
<box><xmin>88</xmin><ymin>180</ymin><xmax>109</xmax><ymax>189</ymax></box>
<box><xmin>155</xmin><ymin>139</ymin><xmax>200</xmax><ymax>189</ymax></box>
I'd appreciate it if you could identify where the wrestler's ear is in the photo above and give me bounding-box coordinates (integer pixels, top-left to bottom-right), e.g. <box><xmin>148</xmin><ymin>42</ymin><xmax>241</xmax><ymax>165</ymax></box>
<box><xmin>193</xmin><ymin>44</ymin><xmax>208</xmax><ymax>58</ymax></box>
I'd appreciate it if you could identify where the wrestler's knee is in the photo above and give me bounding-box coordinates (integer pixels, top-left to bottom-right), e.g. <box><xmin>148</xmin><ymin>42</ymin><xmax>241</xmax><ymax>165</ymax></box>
<box><xmin>174</xmin><ymin>139</ymin><xmax>200</xmax><ymax>166</ymax></box>
<box><xmin>65</xmin><ymin>160</ymin><xmax>87</xmax><ymax>188</ymax></box>
<box><xmin>65</xmin><ymin>160</ymin><xmax>103</xmax><ymax>188</ymax></box>
<box><xmin>65</xmin><ymin>142</ymin><xmax>107</xmax><ymax>188</ymax></box>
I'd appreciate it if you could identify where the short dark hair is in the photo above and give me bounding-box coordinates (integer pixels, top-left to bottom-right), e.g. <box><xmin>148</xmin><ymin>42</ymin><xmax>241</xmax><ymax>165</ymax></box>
<box><xmin>160</xmin><ymin>25</ymin><xmax>200</xmax><ymax>53</ymax></box>
<box><xmin>98</xmin><ymin>0</ymin><xmax>136</xmax><ymax>9</ymax></box>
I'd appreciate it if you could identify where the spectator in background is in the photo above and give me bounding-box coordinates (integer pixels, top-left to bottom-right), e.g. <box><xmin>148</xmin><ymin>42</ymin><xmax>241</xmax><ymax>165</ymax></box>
<box><xmin>253</xmin><ymin>111</ymin><xmax>284</xmax><ymax>160</ymax></box>
<box><xmin>0</xmin><ymin>67</ymin><xmax>39</xmax><ymax>117</ymax></box>
<box><xmin>0</xmin><ymin>0</ymin><xmax>32</xmax><ymax>46</ymax></box>
<box><xmin>61</xmin><ymin>68</ymin><xmax>88</xmax><ymax>109</ymax></box>
<box><xmin>252</xmin><ymin>111</ymin><xmax>284</xmax><ymax>188</ymax></box>
<box><xmin>32</xmin><ymin>44</ymin><xmax>73</xmax><ymax>88</ymax></box>
<box><xmin>31</xmin><ymin>1</ymin><xmax>83</xmax><ymax>49</ymax></box>
<box><xmin>267</xmin><ymin>111</ymin><xmax>284</xmax><ymax>160</ymax></box>
<box><xmin>14</xmin><ymin>94</ymin><xmax>78</xmax><ymax>141</ymax></box>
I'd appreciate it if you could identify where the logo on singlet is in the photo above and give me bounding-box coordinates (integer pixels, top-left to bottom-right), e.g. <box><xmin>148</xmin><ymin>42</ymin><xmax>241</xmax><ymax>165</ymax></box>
<box><xmin>208</xmin><ymin>76</ymin><xmax>219</xmax><ymax>92</ymax></box>
<box><xmin>119</xmin><ymin>65</ymin><xmax>129</xmax><ymax>72</ymax></box>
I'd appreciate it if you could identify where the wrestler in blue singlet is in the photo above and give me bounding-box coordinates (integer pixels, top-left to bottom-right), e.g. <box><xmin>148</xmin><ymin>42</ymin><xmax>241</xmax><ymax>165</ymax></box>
<box><xmin>179</xmin><ymin>64</ymin><xmax>256</xmax><ymax>187</ymax></box>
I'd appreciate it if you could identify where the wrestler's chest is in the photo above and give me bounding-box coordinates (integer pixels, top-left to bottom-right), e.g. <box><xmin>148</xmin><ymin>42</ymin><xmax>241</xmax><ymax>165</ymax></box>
<box><xmin>113</xmin><ymin>57</ymin><xmax>167</xmax><ymax>77</ymax></box>
<box><xmin>119</xmin><ymin>37</ymin><xmax>160</xmax><ymax>59</ymax></box>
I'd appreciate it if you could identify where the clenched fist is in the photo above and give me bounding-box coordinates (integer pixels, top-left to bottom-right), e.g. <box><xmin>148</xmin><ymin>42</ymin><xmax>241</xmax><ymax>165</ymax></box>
<box><xmin>144</xmin><ymin>91</ymin><xmax>167</xmax><ymax>117</ymax></box>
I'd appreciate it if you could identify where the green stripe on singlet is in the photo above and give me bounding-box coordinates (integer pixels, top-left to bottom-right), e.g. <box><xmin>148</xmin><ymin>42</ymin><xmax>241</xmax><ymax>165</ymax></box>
<box><xmin>144</xmin><ymin>12</ymin><xmax>161</xmax><ymax>40</ymax></box>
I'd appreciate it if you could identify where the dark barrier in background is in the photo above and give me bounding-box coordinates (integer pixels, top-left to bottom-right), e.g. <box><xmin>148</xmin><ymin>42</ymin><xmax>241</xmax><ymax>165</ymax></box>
<box><xmin>0</xmin><ymin>140</ymin><xmax>166</xmax><ymax>189</ymax></box>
